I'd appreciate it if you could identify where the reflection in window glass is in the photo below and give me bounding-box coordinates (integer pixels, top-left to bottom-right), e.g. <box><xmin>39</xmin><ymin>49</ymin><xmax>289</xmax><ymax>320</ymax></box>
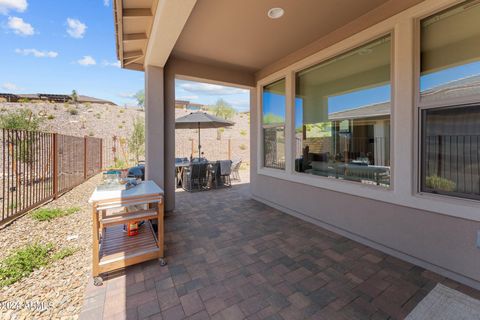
<box><xmin>422</xmin><ymin>105</ymin><xmax>480</xmax><ymax>200</ymax></box>
<box><xmin>420</xmin><ymin>1</ymin><xmax>480</xmax><ymax>101</ymax></box>
<box><xmin>263</xmin><ymin>79</ymin><xmax>285</xmax><ymax>169</ymax></box>
<box><xmin>295</xmin><ymin>36</ymin><xmax>391</xmax><ymax>187</ymax></box>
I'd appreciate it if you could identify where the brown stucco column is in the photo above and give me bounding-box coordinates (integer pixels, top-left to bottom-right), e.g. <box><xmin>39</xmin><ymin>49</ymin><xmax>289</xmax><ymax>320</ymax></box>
<box><xmin>145</xmin><ymin>65</ymin><xmax>165</xmax><ymax>193</ymax></box>
<box><xmin>249</xmin><ymin>87</ymin><xmax>257</xmax><ymax>195</ymax></box>
<box><xmin>163</xmin><ymin>62</ymin><xmax>176</xmax><ymax>212</ymax></box>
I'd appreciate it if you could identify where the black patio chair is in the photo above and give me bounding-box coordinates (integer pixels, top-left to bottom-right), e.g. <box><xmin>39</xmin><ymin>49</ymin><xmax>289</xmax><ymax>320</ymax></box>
<box><xmin>210</xmin><ymin>160</ymin><xmax>232</xmax><ymax>188</ymax></box>
<box><xmin>182</xmin><ymin>163</ymin><xmax>209</xmax><ymax>192</ymax></box>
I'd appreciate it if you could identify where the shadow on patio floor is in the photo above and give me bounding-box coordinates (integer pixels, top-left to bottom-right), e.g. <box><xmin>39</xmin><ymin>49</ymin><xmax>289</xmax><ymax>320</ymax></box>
<box><xmin>79</xmin><ymin>180</ymin><xmax>480</xmax><ymax>320</ymax></box>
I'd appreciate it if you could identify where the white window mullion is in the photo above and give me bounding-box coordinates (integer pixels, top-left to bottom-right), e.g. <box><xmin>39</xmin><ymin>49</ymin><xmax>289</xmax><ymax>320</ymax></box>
<box><xmin>392</xmin><ymin>19</ymin><xmax>415</xmax><ymax>197</ymax></box>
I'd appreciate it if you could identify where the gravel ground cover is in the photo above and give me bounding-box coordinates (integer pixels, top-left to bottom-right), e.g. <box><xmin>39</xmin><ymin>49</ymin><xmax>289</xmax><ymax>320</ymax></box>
<box><xmin>0</xmin><ymin>175</ymin><xmax>101</xmax><ymax>320</ymax></box>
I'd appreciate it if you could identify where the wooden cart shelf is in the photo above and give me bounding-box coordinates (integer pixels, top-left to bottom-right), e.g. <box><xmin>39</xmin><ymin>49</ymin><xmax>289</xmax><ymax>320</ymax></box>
<box><xmin>89</xmin><ymin>181</ymin><xmax>165</xmax><ymax>284</ymax></box>
<box><xmin>100</xmin><ymin>209</ymin><xmax>158</xmax><ymax>227</ymax></box>
<box><xmin>98</xmin><ymin>222</ymin><xmax>159</xmax><ymax>272</ymax></box>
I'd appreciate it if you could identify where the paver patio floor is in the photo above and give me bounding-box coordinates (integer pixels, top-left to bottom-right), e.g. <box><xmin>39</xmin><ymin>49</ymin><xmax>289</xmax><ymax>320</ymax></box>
<box><xmin>79</xmin><ymin>182</ymin><xmax>480</xmax><ymax>320</ymax></box>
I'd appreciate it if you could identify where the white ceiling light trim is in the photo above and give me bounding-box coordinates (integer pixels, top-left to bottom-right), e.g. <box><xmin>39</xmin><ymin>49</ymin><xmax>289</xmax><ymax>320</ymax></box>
<box><xmin>267</xmin><ymin>7</ymin><xmax>284</xmax><ymax>19</ymax></box>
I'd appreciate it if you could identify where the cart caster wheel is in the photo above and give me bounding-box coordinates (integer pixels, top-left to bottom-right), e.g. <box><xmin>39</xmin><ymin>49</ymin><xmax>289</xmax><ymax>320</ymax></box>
<box><xmin>159</xmin><ymin>258</ymin><xmax>167</xmax><ymax>266</ymax></box>
<box><xmin>93</xmin><ymin>276</ymin><xmax>103</xmax><ymax>286</ymax></box>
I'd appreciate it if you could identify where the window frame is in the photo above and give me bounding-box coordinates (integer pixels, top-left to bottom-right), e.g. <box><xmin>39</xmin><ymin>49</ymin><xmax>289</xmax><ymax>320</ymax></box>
<box><xmin>255</xmin><ymin>0</ymin><xmax>480</xmax><ymax>221</ymax></box>
<box><xmin>291</xmin><ymin>33</ymin><xmax>394</xmax><ymax>189</ymax></box>
<box><xmin>414</xmin><ymin>1</ymin><xmax>480</xmax><ymax>203</ymax></box>
<box><xmin>259</xmin><ymin>75</ymin><xmax>288</xmax><ymax>172</ymax></box>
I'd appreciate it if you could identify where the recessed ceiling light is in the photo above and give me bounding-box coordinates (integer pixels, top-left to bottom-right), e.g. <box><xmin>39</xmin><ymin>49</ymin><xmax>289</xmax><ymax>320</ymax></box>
<box><xmin>267</xmin><ymin>7</ymin><xmax>284</xmax><ymax>19</ymax></box>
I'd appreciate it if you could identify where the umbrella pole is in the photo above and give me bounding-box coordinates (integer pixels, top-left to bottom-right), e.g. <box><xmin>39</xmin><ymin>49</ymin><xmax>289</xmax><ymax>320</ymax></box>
<box><xmin>198</xmin><ymin>122</ymin><xmax>201</xmax><ymax>161</ymax></box>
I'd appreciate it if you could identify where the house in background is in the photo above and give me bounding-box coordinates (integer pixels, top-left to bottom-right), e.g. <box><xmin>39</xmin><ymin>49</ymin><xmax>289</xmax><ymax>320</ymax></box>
<box><xmin>0</xmin><ymin>93</ymin><xmax>115</xmax><ymax>105</ymax></box>
<box><xmin>174</xmin><ymin>99</ymin><xmax>207</xmax><ymax>111</ymax></box>
<box><xmin>113</xmin><ymin>0</ymin><xmax>480</xmax><ymax>290</ymax></box>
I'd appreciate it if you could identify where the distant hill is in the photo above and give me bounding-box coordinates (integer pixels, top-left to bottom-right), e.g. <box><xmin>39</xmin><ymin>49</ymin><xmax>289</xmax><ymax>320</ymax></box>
<box><xmin>0</xmin><ymin>102</ymin><xmax>251</xmax><ymax>163</ymax></box>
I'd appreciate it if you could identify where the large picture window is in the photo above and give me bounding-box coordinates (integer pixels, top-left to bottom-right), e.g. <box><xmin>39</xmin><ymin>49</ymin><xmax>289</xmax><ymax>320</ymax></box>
<box><xmin>262</xmin><ymin>79</ymin><xmax>286</xmax><ymax>169</ymax></box>
<box><xmin>294</xmin><ymin>35</ymin><xmax>391</xmax><ymax>187</ymax></box>
<box><xmin>420</xmin><ymin>0</ymin><xmax>480</xmax><ymax>102</ymax></box>
<box><xmin>420</xmin><ymin>1</ymin><xmax>480</xmax><ymax>200</ymax></box>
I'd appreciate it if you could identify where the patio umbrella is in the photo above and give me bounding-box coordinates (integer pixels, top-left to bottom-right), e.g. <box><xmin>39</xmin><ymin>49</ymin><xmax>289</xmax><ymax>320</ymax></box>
<box><xmin>175</xmin><ymin>112</ymin><xmax>234</xmax><ymax>160</ymax></box>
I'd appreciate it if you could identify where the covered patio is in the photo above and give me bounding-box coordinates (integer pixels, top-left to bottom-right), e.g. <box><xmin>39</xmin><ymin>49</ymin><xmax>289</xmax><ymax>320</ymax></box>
<box><xmin>79</xmin><ymin>180</ymin><xmax>480</xmax><ymax>319</ymax></box>
<box><xmin>88</xmin><ymin>0</ymin><xmax>480</xmax><ymax>318</ymax></box>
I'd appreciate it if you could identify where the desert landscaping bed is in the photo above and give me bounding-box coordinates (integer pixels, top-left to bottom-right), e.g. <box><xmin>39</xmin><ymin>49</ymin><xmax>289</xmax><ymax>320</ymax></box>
<box><xmin>0</xmin><ymin>175</ymin><xmax>101</xmax><ymax>320</ymax></box>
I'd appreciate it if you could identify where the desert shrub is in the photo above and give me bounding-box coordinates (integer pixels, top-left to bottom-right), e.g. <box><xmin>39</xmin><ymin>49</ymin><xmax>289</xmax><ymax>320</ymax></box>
<box><xmin>0</xmin><ymin>243</ymin><xmax>76</xmax><ymax>287</ymax></box>
<box><xmin>425</xmin><ymin>175</ymin><xmax>456</xmax><ymax>192</ymax></box>
<box><xmin>118</xmin><ymin>125</ymin><xmax>123</xmax><ymax>129</ymax></box>
<box><xmin>85</xmin><ymin>102</ymin><xmax>92</xmax><ymax>109</ymax></box>
<box><xmin>119</xmin><ymin>109</ymin><xmax>125</xmax><ymax>114</ymax></box>
<box><xmin>18</xmin><ymin>98</ymin><xmax>30</xmax><ymax>103</ymax></box>
<box><xmin>52</xmin><ymin>247</ymin><xmax>77</xmax><ymax>261</ymax></box>
<box><xmin>135</xmin><ymin>90</ymin><xmax>145</xmax><ymax>108</ymax></box>
<box><xmin>217</xmin><ymin>127</ymin><xmax>224</xmax><ymax>140</ymax></box>
<box><xmin>0</xmin><ymin>110</ymin><xmax>43</xmax><ymax>163</ymax></box>
<box><xmin>0</xmin><ymin>243</ymin><xmax>53</xmax><ymax>287</ymax></box>
<box><xmin>239</xmin><ymin>144</ymin><xmax>247</xmax><ymax>150</ymax></box>
<box><xmin>0</xmin><ymin>109</ymin><xmax>42</xmax><ymax>131</ymax></box>
<box><xmin>209</xmin><ymin>99</ymin><xmax>236</xmax><ymax>120</ymax></box>
<box><xmin>71</xmin><ymin>90</ymin><xmax>78</xmax><ymax>103</ymax></box>
<box><xmin>31</xmin><ymin>207</ymin><xmax>80</xmax><ymax>221</ymax></box>
<box><xmin>240</xmin><ymin>129</ymin><xmax>247</xmax><ymax>136</ymax></box>
<box><xmin>111</xmin><ymin>158</ymin><xmax>128</xmax><ymax>169</ymax></box>
<box><xmin>128</xmin><ymin>116</ymin><xmax>145</xmax><ymax>164</ymax></box>
<box><xmin>88</xmin><ymin>131</ymin><xmax>94</xmax><ymax>137</ymax></box>
<box><xmin>47</xmin><ymin>114</ymin><xmax>55</xmax><ymax>120</ymax></box>
<box><xmin>67</xmin><ymin>107</ymin><xmax>78</xmax><ymax>115</ymax></box>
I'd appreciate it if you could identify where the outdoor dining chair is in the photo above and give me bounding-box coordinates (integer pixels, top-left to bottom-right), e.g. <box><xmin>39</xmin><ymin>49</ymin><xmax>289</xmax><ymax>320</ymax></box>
<box><xmin>230</xmin><ymin>159</ymin><xmax>242</xmax><ymax>181</ymax></box>
<box><xmin>182</xmin><ymin>163</ymin><xmax>209</xmax><ymax>192</ymax></box>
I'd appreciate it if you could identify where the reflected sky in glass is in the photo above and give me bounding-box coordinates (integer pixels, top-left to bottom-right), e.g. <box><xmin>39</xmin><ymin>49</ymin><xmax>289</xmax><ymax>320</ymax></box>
<box><xmin>420</xmin><ymin>61</ymin><xmax>480</xmax><ymax>92</ymax></box>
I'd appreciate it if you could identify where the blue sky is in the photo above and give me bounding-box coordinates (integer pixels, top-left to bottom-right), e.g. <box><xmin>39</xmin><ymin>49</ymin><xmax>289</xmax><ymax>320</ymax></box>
<box><xmin>0</xmin><ymin>0</ymin><xmax>250</xmax><ymax>109</ymax></box>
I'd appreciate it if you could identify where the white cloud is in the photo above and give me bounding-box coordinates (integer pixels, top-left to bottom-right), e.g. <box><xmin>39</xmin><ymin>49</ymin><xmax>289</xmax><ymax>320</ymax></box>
<box><xmin>228</xmin><ymin>97</ymin><xmax>250</xmax><ymax>111</ymax></box>
<box><xmin>77</xmin><ymin>55</ymin><xmax>96</xmax><ymax>66</ymax></box>
<box><xmin>66</xmin><ymin>18</ymin><xmax>86</xmax><ymax>38</ymax></box>
<box><xmin>7</xmin><ymin>16</ymin><xmax>34</xmax><ymax>36</ymax></box>
<box><xmin>118</xmin><ymin>92</ymin><xmax>135</xmax><ymax>99</ymax></box>
<box><xmin>2</xmin><ymin>82</ymin><xmax>23</xmax><ymax>92</ymax></box>
<box><xmin>102</xmin><ymin>60</ymin><xmax>120</xmax><ymax>68</ymax></box>
<box><xmin>176</xmin><ymin>95</ymin><xmax>199</xmax><ymax>101</ymax></box>
<box><xmin>15</xmin><ymin>48</ymin><xmax>58</xmax><ymax>58</ymax></box>
<box><xmin>103</xmin><ymin>0</ymin><xmax>109</xmax><ymax>6</ymax></box>
<box><xmin>178</xmin><ymin>81</ymin><xmax>248</xmax><ymax>96</ymax></box>
<box><xmin>0</xmin><ymin>0</ymin><xmax>27</xmax><ymax>15</ymax></box>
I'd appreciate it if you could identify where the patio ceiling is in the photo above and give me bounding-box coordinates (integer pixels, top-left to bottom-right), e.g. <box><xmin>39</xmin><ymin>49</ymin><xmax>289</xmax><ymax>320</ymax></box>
<box><xmin>171</xmin><ymin>0</ymin><xmax>391</xmax><ymax>72</ymax></box>
<box><xmin>114</xmin><ymin>0</ymin><xmax>427</xmax><ymax>74</ymax></box>
<box><xmin>114</xmin><ymin>0</ymin><xmax>158</xmax><ymax>71</ymax></box>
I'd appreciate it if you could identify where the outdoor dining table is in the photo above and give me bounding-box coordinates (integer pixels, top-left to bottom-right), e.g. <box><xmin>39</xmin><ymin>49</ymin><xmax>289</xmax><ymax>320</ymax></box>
<box><xmin>88</xmin><ymin>180</ymin><xmax>166</xmax><ymax>286</ymax></box>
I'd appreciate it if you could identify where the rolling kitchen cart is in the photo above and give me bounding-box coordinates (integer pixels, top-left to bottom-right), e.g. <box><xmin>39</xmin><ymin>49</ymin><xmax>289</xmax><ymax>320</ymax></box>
<box><xmin>88</xmin><ymin>181</ymin><xmax>165</xmax><ymax>285</ymax></box>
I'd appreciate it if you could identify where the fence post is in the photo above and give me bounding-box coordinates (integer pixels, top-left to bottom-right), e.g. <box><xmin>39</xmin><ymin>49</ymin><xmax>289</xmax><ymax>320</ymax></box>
<box><xmin>99</xmin><ymin>138</ymin><xmax>103</xmax><ymax>171</ymax></box>
<box><xmin>191</xmin><ymin>139</ymin><xmax>194</xmax><ymax>158</ymax></box>
<box><xmin>228</xmin><ymin>139</ymin><xmax>231</xmax><ymax>160</ymax></box>
<box><xmin>52</xmin><ymin>133</ymin><xmax>58</xmax><ymax>199</ymax></box>
<box><xmin>83</xmin><ymin>136</ymin><xmax>88</xmax><ymax>180</ymax></box>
